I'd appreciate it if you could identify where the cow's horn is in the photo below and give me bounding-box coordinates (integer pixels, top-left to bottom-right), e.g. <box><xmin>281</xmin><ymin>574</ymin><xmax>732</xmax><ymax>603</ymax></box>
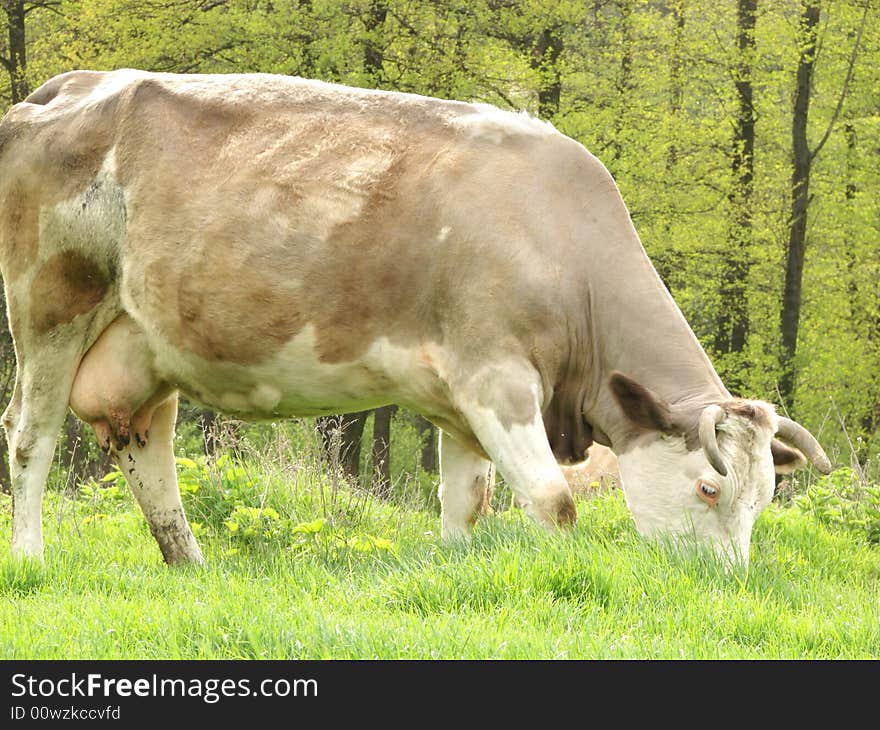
<box><xmin>699</xmin><ymin>405</ymin><xmax>728</xmax><ymax>476</ymax></box>
<box><xmin>776</xmin><ymin>417</ymin><xmax>832</xmax><ymax>474</ymax></box>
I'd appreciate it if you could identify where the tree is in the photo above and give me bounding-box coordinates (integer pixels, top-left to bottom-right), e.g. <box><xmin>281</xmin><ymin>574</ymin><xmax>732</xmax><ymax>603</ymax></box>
<box><xmin>779</xmin><ymin>0</ymin><xmax>869</xmax><ymax>407</ymax></box>
<box><xmin>713</xmin><ymin>0</ymin><xmax>756</xmax><ymax>394</ymax></box>
<box><xmin>316</xmin><ymin>412</ymin><xmax>369</xmax><ymax>482</ymax></box>
<box><xmin>371</xmin><ymin>403</ymin><xmax>395</xmax><ymax>497</ymax></box>
<box><xmin>1</xmin><ymin>0</ymin><xmax>28</xmax><ymax>103</ymax></box>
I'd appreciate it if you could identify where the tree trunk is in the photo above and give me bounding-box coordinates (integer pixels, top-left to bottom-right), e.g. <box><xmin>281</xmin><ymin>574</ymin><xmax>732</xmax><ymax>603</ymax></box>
<box><xmin>779</xmin><ymin>1</ymin><xmax>820</xmax><ymax>407</ymax></box>
<box><xmin>3</xmin><ymin>0</ymin><xmax>28</xmax><ymax>103</ymax></box>
<box><xmin>610</xmin><ymin>0</ymin><xmax>633</xmax><ymax>164</ymax></box>
<box><xmin>666</xmin><ymin>0</ymin><xmax>686</xmax><ymax>169</ymax></box>
<box><xmin>714</xmin><ymin>0</ymin><xmax>756</xmax><ymax>393</ymax></box>
<box><xmin>371</xmin><ymin>405</ymin><xmax>396</xmax><ymax>498</ymax></box>
<box><xmin>316</xmin><ymin>412</ymin><xmax>368</xmax><ymax>483</ymax></box>
<box><xmin>415</xmin><ymin>414</ymin><xmax>437</xmax><ymax>473</ymax></box>
<box><xmin>362</xmin><ymin>0</ymin><xmax>387</xmax><ymax>82</ymax></box>
<box><xmin>531</xmin><ymin>27</ymin><xmax>562</xmax><ymax>119</ymax></box>
<box><xmin>655</xmin><ymin>0</ymin><xmax>686</xmax><ymax>294</ymax></box>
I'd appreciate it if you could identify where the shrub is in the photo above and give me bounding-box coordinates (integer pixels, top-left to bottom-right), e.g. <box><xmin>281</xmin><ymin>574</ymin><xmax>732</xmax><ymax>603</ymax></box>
<box><xmin>794</xmin><ymin>467</ymin><xmax>880</xmax><ymax>543</ymax></box>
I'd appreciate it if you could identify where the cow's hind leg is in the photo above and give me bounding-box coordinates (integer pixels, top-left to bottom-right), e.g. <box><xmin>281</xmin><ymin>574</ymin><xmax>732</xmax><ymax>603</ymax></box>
<box><xmin>453</xmin><ymin>363</ymin><xmax>577</xmax><ymax>530</ymax></box>
<box><xmin>114</xmin><ymin>394</ymin><xmax>203</xmax><ymax>565</ymax></box>
<box><xmin>4</xmin><ymin>340</ymin><xmax>91</xmax><ymax>559</ymax></box>
<box><xmin>438</xmin><ymin>430</ymin><xmax>495</xmax><ymax>539</ymax></box>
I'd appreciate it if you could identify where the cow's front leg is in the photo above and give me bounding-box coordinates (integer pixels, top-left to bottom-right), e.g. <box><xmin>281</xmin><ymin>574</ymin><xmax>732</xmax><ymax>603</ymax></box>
<box><xmin>113</xmin><ymin>393</ymin><xmax>203</xmax><ymax>565</ymax></box>
<box><xmin>453</xmin><ymin>363</ymin><xmax>577</xmax><ymax>530</ymax></box>
<box><xmin>438</xmin><ymin>430</ymin><xmax>495</xmax><ymax>540</ymax></box>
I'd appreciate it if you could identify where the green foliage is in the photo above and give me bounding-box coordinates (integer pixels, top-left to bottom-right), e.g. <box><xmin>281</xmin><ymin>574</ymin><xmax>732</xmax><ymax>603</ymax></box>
<box><xmin>386</xmin><ymin>410</ymin><xmax>439</xmax><ymax>510</ymax></box>
<box><xmin>794</xmin><ymin>467</ymin><xmax>880</xmax><ymax>544</ymax></box>
<box><xmin>175</xmin><ymin>453</ymin><xmax>263</xmax><ymax>530</ymax></box>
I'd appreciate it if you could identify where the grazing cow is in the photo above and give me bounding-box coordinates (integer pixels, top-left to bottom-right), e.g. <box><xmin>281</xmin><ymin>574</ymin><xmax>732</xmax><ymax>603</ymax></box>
<box><xmin>0</xmin><ymin>69</ymin><xmax>830</xmax><ymax>566</ymax></box>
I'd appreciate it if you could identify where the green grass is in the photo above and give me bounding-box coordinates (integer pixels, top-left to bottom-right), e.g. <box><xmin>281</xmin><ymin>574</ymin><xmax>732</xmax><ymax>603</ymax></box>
<box><xmin>1</xmin><ymin>455</ymin><xmax>879</xmax><ymax>659</ymax></box>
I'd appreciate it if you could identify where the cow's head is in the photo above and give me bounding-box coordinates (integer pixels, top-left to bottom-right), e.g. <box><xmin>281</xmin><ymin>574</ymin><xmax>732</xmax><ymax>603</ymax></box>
<box><xmin>608</xmin><ymin>372</ymin><xmax>831</xmax><ymax>565</ymax></box>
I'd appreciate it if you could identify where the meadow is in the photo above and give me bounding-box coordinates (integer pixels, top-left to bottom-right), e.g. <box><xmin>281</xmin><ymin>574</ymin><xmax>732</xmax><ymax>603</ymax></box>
<box><xmin>1</xmin><ymin>421</ymin><xmax>878</xmax><ymax>660</ymax></box>
<box><xmin>0</xmin><ymin>0</ymin><xmax>877</xmax><ymax>665</ymax></box>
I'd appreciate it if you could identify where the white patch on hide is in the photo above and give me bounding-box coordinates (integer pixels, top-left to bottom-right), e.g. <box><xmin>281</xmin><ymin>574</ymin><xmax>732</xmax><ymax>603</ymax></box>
<box><xmin>144</xmin><ymin>325</ymin><xmax>449</xmax><ymax>420</ymax></box>
<box><xmin>38</xmin><ymin>147</ymin><xmax>126</xmax><ymax>262</ymax></box>
<box><xmin>438</xmin><ymin>432</ymin><xmax>493</xmax><ymax>540</ymax></box>
<box><xmin>456</xmin><ymin>378</ymin><xmax>570</xmax><ymax>526</ymax></box>
<box><xmin>251</xmin><ymin>383</ymin><xmax>282</xmax><ymax>412</ymax></box>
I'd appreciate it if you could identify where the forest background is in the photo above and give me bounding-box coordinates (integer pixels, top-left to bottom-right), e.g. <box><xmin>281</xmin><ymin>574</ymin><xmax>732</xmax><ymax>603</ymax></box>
<box><xmin>0</xmin><ymin>0</ymin><xmax>876</xmax><ymax>493</ymax></box>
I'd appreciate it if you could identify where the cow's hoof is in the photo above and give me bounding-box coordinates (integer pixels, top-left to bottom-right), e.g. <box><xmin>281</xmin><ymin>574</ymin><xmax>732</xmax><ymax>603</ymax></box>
<box><xmin>527</xmin><ymin>485</ymin><xmax>578</xmax><ymax>531</ymax></box>
<box><xmin>553</xmin><ymin>492</ymin><xmax>578</xmax><ymax>529</ymax></box>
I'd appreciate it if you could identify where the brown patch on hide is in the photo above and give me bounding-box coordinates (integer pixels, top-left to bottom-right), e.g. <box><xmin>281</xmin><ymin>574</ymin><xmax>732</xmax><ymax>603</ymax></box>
<box><xmin>115</xmin><ymin>75</ymin><xmax>454</xmax><ymax>367</ymax></box>
<box><xmin>1</xmin><ymin>71</ymin><xmax>118</xmax><ymax>285</ymax></box>
<box><xmin>170</xmin><ymin>256</ymin><xmax>306</xmax><ymax>365</ymax></box>
<box><xmin>30</xmin><ymin>250</ymin><xmax>108</xmax><ymax>332</ymax></box>
<box><xmin>0</xmin><ymin>182</ymin><xmax>39</xmax><ymax>279</ymax></box>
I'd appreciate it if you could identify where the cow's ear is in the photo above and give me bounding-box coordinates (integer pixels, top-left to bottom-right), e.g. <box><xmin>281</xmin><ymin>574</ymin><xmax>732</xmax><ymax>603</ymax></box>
<box><xmin>771</xmin><ymin>438</ymin><xmax>807</xmax><ymax>475</ymax></box>
<box><xmin>609</xmin><ymin>372</ymin><xmax>673</xmax><ymax>432</ymax></box>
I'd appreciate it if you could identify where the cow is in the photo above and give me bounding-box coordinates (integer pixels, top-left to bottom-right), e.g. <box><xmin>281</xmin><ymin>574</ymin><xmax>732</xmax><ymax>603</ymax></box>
<box><xmin>0</xmin><ymin>69</ymin><xmax>831</xmax><ymax>567</ymax></box>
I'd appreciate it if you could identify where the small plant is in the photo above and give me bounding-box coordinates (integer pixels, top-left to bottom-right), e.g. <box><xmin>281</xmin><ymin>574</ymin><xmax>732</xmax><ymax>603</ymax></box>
<box><xmin>794</xmin><ymin>467</ymin><xmax>880</xmax><ymax>543</ymax></box>
<box><xmin>346</xmin><ymin>534</ymin><xmax>394</xmax><ymax>553</ymax></box>
<box><xmin>79</xmin><ymin>473</ymin><xmax>127</xmax><ymax>504</ymax></box>
<box><xmin>223</xmin><ymin>505</ymin><xmax>284</xmax><ymax>546</ymax></box>
<box><xmin>77</xmin><ymin>473</ymin><xmax>131</xmax><ymax>526</ymax></box>
<box><xmin>175</xmin><ymin>454</ymin><xmax>264</xmax><ymax>530</ymax></box>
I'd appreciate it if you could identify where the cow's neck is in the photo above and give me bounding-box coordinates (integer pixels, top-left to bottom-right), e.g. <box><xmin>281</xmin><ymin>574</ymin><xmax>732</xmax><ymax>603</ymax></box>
<box><xmin>580</xmin><ymin>227</ymin><xmax>729</xmax><ymax>451</ymax></box>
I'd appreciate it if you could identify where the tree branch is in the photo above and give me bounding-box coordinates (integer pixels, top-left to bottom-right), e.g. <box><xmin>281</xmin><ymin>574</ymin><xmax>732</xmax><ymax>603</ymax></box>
<box><xmin>24</xmin><ymin>1</ymin><xmax>64</xmax><ymax>16</ymax></box>
<box><xmin>810</xmin><ymin>0</ymin><xmax>870</xmax><ymax>160</ymax></box>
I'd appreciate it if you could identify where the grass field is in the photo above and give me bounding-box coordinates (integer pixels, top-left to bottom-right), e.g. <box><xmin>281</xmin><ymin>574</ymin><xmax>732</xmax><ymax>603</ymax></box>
<box><xmin>1</xmin><ymin>434</ymin><xmax>879</xmax><ymax>660</ymax></box>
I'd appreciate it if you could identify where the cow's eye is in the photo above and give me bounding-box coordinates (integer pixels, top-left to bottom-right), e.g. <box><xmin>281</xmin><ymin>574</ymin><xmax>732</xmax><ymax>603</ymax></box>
<box><xmin>696</xmin><ymin>480</ymin><xmax>720</xmax><ymax>507</ymax></box>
